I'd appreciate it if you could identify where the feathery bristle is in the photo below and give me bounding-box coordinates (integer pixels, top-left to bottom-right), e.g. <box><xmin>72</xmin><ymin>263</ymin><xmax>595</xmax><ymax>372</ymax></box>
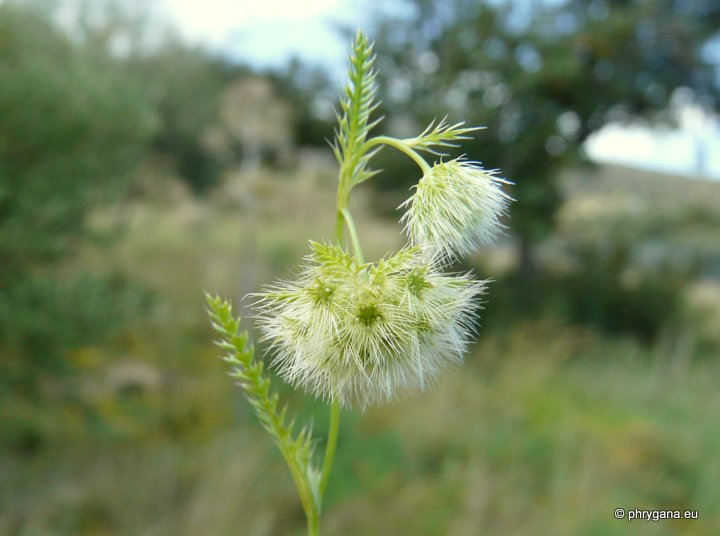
<box><xmin>399</xmin><ymin>159</ymin><xmax>512</xmax><ymax>262</ymax></box>
<box><xmin>253</xmin><ymin>244</ymin><xmax>485</xmax><ymax>409</ymax></box>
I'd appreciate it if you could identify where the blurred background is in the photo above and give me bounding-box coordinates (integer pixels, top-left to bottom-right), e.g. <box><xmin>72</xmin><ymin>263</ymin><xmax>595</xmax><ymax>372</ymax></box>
<box><xmin>1</xmin><ymin>0</ymin><xmax>719</xmax><ymax>534</ymax></box>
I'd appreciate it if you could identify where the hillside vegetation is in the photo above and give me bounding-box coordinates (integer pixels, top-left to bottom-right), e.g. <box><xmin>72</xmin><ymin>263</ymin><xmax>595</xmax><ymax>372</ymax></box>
<box><xmin>2</xmin><ymin>164</ymin><xmax>718</xmax><ymax>535</ymax></box>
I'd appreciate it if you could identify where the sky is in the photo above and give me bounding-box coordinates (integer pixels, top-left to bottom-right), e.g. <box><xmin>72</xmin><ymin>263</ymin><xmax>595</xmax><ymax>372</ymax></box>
<box><xmin>162</xmin><ymin>0</ymin><xmax>356</xmax><ymax>71</ymax></box>
<box><xmin>586</xmin><ymin>103</ymin><xmax>720</xmax><ymax>179</ymax></box>
<box><xmin>161</xmin><ymin>0</ymin><xmax>720</xmax><ymax>180</ymax></box>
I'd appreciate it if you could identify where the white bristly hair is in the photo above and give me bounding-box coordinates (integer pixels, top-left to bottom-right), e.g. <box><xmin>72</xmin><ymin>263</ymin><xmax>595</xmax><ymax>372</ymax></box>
<box><xmin>399</xmin><ymin>159</ymin><xmax>512</xmax><ymax>263</ymax></box>
<box><xmin>253</xmin><ymin>242</ymin><xmax>485</xmax><ymax>409</ymax></box>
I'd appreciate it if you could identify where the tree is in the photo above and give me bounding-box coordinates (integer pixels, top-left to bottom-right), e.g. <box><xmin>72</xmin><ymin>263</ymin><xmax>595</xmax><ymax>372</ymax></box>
<box><xmin>0</xmin><ymin>2</ymin><xmax>155</xmax><ymax>389</ymax></box>
<box><xmin>365</xmin><ymin>0</ymin><xmax>720</xmax><ymax>273</ymax></box>
<box><xmin>0</xmin><ymin>2</ymin><xmax>155</xmax><ymax>277</ymax></box>
<box><xmin>131</xmin><ymin>43</ymin><xmax>236</xmax><ymax>194</ymax></box>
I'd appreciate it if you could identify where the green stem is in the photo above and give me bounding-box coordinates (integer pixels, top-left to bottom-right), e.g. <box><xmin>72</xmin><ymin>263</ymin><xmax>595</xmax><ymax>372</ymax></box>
<box><xmin>307</xmin><ymin>513</ymin><xmax>319</xmax><ymax>536</ymax></box>
<box><xmin>320</xmin><ymin>401</ymin><xmax>341</xmax><ymax>497</ymax></box>
<box><xmin>305</xmin><ymin>211</ymin><xmax>349</xmax><ymax>536</ymax></box>
<box><xmin>340</xmin><ymin>208</ymin><xmax>365</xmax><ymax>264</ymax></box>
<box><xmin>335</xmin><ymin>210</ymin><xmax>346</xmax><ymax>245</ymax></box>
<box><xmin>284</xmin><ymin>453</ymin><xmax>318</xmax><ymax>527</ymax></box>
<box><xmin>365</xmin><ymin>135</ymin><xmax>432</xmax><ymax>175</ymax></box>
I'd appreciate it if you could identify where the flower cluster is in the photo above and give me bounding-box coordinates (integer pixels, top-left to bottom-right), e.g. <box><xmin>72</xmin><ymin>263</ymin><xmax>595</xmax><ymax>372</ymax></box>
<box><xmin>400</xmin><ymin>159</ymin><xmax>512</xmax><ymax>261</ymax></box>
<box><xmin>254</xmin><ymin>242</ymin><xmax>484</xmax><ymax>408</ymax></box>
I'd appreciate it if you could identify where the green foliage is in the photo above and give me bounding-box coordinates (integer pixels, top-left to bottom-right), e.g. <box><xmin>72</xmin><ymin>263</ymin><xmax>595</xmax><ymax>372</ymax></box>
<box><xmin>5</xmin><ymin>325</ymin><xmax>720</xmax><ymax>535</ymax></box>
<box><xmin>0</xmin><ymin>3</ymin><xmax>155</xmax><ymax>276</ymax></box>
<box><xmin>555</xmin><ymin>245</ymin><xmax>687</xmax><ymax>342</ymax></box>
<box><xmin>0</xmin><ymin>147</ymin><xmax>715</xmax><ymax>534</ymax></box>
<box><xmin>0</xmin><ymin>274</ymin><xmax>153</xmax><ymax>392</ymax></box>
<box><xmin>134</xmin><ymin>45</ymin><xmax>234</xmax><ymax>194</ymax></box>
<box><xmin>0</xmin><ymin>3</ymin><xmax>160</xmax><ymax>397</ymax></box>
<box><xmin>477</xmin><ymin>243</ymin><xmax>686</xmax><ymax>343</ymax></box>
<box><xmin>367</xmin><ymin>0</ymin><xmax>720</xmax><ymax>262</ymax></box>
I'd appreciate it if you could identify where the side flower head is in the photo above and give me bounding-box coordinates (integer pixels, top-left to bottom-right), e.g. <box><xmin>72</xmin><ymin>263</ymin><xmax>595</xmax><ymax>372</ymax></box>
<box><xmin>253</xmin><ymin>242</ymin><xmax>485</xmax><ymax>409</ymax></box>
<box><xmin>400</xmin><ymin>159</ymin><xmax>512</xmax><ymax>262</ymax></box>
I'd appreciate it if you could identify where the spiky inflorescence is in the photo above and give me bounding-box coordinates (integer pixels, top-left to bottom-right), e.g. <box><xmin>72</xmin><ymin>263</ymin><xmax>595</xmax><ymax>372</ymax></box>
<box><xmin>333</xmin><ymin>30</ymin><xmax>382</xmax><ymax>189</ymax></box>
<box><xmin>206</xmin><ymin>295</ymin><xmax>321</xmax><ymax>516</ymax></box>
<box><xmin>253</xmin><ymin>242</ymin><xmax>485</xmax><ymax>409</ymax></box>
<box><xmin>400</xmin><ymin>159</ymin><xmax>512</xmax><ymax>262</ymax></box>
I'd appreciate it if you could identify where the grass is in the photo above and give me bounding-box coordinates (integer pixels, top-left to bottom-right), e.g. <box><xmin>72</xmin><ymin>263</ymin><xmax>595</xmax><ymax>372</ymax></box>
<box><xmin>2</xmin><ymin>165</ymin><xmax>719</xmax><ymax>535</ymax></box>
<box><xmin>3</xmin><ymin>322</ymin><xmax>719</xmax><ymax>535</ymax></box>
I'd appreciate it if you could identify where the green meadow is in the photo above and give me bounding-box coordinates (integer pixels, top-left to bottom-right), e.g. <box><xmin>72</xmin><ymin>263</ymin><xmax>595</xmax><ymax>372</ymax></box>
<box><xmin>3</xmin><ymin>165</ymin><xmax>718</xmax><ymax>535</ymax></box>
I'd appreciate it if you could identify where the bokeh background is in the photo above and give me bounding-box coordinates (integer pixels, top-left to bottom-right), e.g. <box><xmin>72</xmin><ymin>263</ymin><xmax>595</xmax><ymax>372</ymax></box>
<box><xmin>2</xmin><ymin>0</ymin><xmax>720</xmax><ymax>534</ymax></box>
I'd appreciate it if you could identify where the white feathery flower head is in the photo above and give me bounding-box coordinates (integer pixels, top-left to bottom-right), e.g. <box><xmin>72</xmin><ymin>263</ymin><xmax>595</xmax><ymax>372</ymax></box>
<box><xmin>399</xmin><ymin>158</ymin><xmax>512</xmax><ymax>262</ymax></box>
<box><xmin>253</xmin><ymin>242</ymin><xmax>485</xmax><ymax>409</ymax></box>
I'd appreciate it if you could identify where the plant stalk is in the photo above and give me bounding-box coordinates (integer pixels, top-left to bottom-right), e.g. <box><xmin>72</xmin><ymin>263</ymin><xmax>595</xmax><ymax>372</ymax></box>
<box><xmin>340</xmin><ymin>208</ymin><xmax>365</xmax><ymax>264</ymax></box>
<box><xmin>365</xmin><ymin>135</ymin><xmax>431</xmax><ymax>175</ymax></box>
<box><xmin>307</xmin><ymin>512</ymin><xmax>319</xmax><ymax>536</ymax></box>
<box><xmin>320</xmin><ymin>401</ymin><xmax>341</xmax><ymax>497</ymax></box>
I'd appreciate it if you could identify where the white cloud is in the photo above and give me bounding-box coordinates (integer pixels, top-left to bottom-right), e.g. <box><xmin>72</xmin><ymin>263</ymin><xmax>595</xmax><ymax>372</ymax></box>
<box><xmin>162</xmin><ymin>0</ymin><xmax>351</xmax><ymax>67</ymax></box>
<box><xmin>586</xmin><ymin>111</ymin><xmax>720</xmax><ymax>179</ymax></box>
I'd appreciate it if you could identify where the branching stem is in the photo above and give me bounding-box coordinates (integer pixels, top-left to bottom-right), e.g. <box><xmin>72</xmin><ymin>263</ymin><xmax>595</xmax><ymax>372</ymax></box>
<box><xmin>365</xmin><ymin>135</ymin><xmax>432</xmax><ymax>175</ymax></box>
<box><xmin>340</xmin><ymin>208</ymin><xmax>365</xmax><ymax>264</ymax></box>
